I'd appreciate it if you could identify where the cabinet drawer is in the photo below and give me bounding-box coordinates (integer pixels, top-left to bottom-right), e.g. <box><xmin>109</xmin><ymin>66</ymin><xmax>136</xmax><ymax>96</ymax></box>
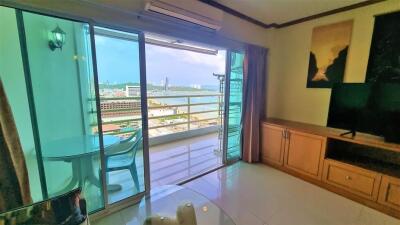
<box><xmin>323</xmin><ymin>160</ymin><xmax>381</xmax><ymax>200</ymax></box>
<box><xmin>378</xmin><ymin>176</ymin><xmax>400</xmax><ymax>211</ymax></box>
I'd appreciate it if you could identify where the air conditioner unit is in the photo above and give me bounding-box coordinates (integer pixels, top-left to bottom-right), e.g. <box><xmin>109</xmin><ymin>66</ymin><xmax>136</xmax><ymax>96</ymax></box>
<box><xmin>144</xmin><ymin>0</ymin><xmax>223</xmax><ymax>30</ymax></box>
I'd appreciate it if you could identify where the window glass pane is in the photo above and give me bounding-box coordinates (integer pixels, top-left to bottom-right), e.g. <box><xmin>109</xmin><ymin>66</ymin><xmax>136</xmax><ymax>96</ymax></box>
<box><xmin>0</xmin><ymin>6</ymin><xmax>43</xmax><ymax>203</ymax></box>
<box><xmin>94</xmin><ymin>27</ymin><xmax>145</xmax><ymax>204</ymax></box>
<box><xmin>22</xmin><ymin>12</ymin><xmax>103</xmax><ymax>212</ymax></box>
<box><xmin>227</xmin><ymin>52</ymin><xmax>244</xmax><ymax>161</ymax></box>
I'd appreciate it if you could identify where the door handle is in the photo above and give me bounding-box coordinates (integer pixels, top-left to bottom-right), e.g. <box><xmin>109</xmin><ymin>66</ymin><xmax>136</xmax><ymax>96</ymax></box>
<box><xmin>282</xmin><ymin>129</ymin><xmax>290</xmax><ymax>139</ymax></box>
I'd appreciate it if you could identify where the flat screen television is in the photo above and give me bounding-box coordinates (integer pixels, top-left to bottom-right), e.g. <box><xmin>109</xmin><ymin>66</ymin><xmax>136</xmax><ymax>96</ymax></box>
<box><xmin>327</xmin><ymin>83</ymin><xmax>400</xmax><ymax>143</ymax></box>
<box><xmin>327</xmin><ymin>83</ymin><xmax>374</xmax><ymax>137</ymax></box>
<box><xmin>370</xmin><ymin>83</ymin><xmax>400</xmax><ymax>143</ymax></box>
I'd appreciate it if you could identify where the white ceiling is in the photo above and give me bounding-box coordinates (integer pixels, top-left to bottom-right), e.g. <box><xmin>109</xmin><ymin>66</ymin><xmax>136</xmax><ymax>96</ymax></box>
<box><xmin>214</xmin><ymin>0</ymin><xmax>368</xmax><ymax>25</ymax></box>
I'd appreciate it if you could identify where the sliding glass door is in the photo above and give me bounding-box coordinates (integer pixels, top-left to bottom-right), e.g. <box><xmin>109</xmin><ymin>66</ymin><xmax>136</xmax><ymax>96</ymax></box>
<box><xmin>2</xmin><ymin>8</ymin><xmax>149</xmax><ymax>213</ymax></box>
<box><xmin>94</xmin><ymin>27</ymin><xmax>147</xmax><ymax>204</ymax></box>
<box><xmin>18</xmin><ymin>11</ymin><xmax>104</xmax><ymax>212</ymax></box>
<box><xmin>225</xmin><ymin>51</ymin><xmax>245</xmax><ymax>162</ymax></box>
<box><xmin>0</xmin><ymin>6</ymin><xmax>44</xmax><ymax>203</ymax></box>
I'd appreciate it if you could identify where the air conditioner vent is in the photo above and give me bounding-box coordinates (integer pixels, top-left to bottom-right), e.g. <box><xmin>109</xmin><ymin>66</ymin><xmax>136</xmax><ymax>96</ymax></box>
<box><xmin>144</xmin><ymin>0</ymin><xmax>223</xmax><ymax>30</ymax></box>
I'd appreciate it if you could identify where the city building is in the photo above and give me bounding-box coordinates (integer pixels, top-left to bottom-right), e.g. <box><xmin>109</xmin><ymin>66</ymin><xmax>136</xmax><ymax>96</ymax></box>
<box><xmin>125</xmin><ymin>85</ymin><xmax>141</xmax><ymax>97</ymax></box>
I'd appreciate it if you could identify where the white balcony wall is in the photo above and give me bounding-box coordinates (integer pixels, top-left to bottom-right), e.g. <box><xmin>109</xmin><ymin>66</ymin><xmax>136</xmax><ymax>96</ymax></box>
<box><xmin>23</xmin><ymin>14</ymin><xmax>87</xmax><ymax>142</ymax></box>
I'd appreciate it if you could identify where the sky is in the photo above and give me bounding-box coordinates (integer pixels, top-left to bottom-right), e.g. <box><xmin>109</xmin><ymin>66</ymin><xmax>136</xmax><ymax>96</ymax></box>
<box><xmin>95</xmin><ymin>35</ymin><xmax>140</xmax><ymax>84</ymax></box>
<box><xmin>95</xmin><ymin>34</ymin><xmax>226</xmax><ymax>87</ymax></box>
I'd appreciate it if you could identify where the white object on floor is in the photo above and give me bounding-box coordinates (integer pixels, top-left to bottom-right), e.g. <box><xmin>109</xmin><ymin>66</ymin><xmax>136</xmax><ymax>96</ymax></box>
<box><xmin>143</xmin><ymin>202</ymin><xmax>197</xmax><ymax>225</ymax></box>
<box><xmin>93</xmin><ymin>185</ymin><xmax>235</xmax><ymax>225</ymax></box>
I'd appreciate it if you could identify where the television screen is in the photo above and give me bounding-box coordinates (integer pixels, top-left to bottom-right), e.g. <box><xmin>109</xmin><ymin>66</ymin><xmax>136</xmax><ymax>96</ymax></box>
<box><xmin>327</xmin><ymin>83</ymin><xmax>375</xmax><ymax>135</ymax></box>
<box><xmin>327</xmin><ymin>82</ymin><xmax>400</xmax><ymax>143</ymax></box>
<box><xmin>370</xmin><ymin>83</ymin><xmax>400</xmax><ymax>142</ymax></box>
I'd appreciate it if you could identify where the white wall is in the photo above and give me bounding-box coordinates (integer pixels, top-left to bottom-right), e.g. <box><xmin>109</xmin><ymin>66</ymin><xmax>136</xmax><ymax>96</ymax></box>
<box><xmin>266</xmin><ymin>0</ymin><xmax>400</xmax><ymax>125</ymax></box>
<box><xmin>4</xmin><ymin>0</ymin><xmax>271</xmax><ymax>48</ymax></box>
<box><xmin>23</xmin><ymin>13</ymin><xmax>86</xmax><ymax>143</ymax></box>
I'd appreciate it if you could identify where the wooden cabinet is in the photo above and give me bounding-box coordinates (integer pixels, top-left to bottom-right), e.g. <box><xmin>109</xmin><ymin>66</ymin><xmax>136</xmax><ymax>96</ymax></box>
<box><xmin>284</xmin><ymin>130</ymin><xmax>326</xmax><ymax>180</ymax></box>
<box><xmin>323</xmin><ymin>160</ymin><xmax>381</xmax><ymax>201</ymax></box>
<box><xmin>260</xmin><ymin>124</ymin><xmax>285</xmax><ymax>166</ymax></box>
<box><xmin>261</xmin><ymin>119</ymin><xmax>400</xmax><ymax>219</ymax></box>
<box><xmin>378</xmin><ymin>176</ymin><xmax>400</xmax><ymax>211</ymax></box>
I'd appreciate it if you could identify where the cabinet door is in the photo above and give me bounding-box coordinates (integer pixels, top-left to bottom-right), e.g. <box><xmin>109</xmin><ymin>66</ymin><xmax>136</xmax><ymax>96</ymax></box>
<box><xmin>260</xmin><ymin>124</ymin><xmax>285</xmax><ymax>166</ymax></box>
<box><xmin>284</xmin><ymin>130</ymin><xmax>326</xmax><ymax>179</ymax></box>
<box><xmin>378</xmin><ymin>176</ymin><xmax>400</xmax><ymax>211</ymax></box>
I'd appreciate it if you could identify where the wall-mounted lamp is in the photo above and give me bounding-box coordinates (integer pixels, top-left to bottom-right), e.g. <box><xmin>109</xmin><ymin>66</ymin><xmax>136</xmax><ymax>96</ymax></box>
<box><xmin>48</xmin><ymin>25</ymin><xmax>66</xmax><ymax>51</ymax></box>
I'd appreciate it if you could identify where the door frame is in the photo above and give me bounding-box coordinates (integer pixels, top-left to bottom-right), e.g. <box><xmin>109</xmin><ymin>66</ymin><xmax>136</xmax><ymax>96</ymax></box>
<box><xmin>91</xmin><ymin>24</ymin><xmax>151</xmax><ymax>207</ymax></box>
<box><xmin>15</xmin><ymin>9</ymin><xmax>49</xmax><ymax>200</ymax></box>
<box><xmin>87</xmin><ymin>23</ymin><xmax>151</xmax><ymax>214</ymax></box>
<box><xmin>222</xmin><ymin>50</ymin><xmax>231</xmax><ymax>165</ymax></box>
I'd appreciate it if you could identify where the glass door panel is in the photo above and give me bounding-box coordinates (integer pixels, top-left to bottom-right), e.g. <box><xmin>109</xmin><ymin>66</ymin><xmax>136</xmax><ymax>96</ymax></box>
<box><xmin>94</xmin><ymin>27</ymin><xmax>146</xmax><ymax>204</ymax></box>
<box><xmin>226</xmin><ymin>51</ymin><xmax>244</xmax><ymax>162</ymax></box>
<box><xmin>21</xmin><ymin>12</ymin><xmax>103</xmax><ymax>212</ymax></box>
<box><xmin>0</xmin><ymin>6</ymin><xmax>43</xmax><ymax>203</ymax></box>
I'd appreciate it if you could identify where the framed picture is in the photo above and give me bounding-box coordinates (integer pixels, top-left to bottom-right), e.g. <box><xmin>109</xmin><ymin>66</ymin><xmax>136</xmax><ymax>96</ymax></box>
<box><xmin>365</xmin><ymin>11</ymin><xmax>400</xmax><ymax>83</ymax></box>
<box><xmin>307</xmin><ymin>20</ymin><xmax>353</xmax><ymax>88</ymax></box>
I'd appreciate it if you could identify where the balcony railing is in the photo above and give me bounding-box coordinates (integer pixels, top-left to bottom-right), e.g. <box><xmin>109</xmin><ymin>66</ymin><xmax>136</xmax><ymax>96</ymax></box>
<box><xmin>91</xmin><ymin>93</ymin><xmax>224</xmax><ymax>138</ymax></box>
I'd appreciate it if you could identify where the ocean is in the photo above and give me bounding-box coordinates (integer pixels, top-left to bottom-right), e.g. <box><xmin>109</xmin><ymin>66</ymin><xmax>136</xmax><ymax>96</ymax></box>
<box><xmin>148</xmin><ymin>90</ymin><xmax>224</xmax><ymax>119</ymax></box>
<box><xmin>148</xmin><ymin>90</ymin><xmax>223</xmax><ymax>110</ymax></box>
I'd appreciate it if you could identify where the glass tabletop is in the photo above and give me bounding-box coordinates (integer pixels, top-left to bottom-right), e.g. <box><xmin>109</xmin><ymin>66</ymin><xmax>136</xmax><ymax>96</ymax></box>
<box><xmin>42</xmin><ymin>135</ymin><xmax>120</xmax><ymax>159</ymax></box>
<box><xmin>131</xmin><ymin>185</ymin><xmax>236</xmax><ymax>225</ymax></box>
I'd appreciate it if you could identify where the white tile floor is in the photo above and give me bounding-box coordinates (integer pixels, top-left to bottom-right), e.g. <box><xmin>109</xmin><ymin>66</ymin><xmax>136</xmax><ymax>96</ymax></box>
<box><xmin>183</xmin><ymin>162</ymin><xmax>400</xmax><ymax>225</ymax></box>
<box><xmin>93</xmin><ymin>162</ymin><xmax>399</xmax><ymax>225</ymax></box>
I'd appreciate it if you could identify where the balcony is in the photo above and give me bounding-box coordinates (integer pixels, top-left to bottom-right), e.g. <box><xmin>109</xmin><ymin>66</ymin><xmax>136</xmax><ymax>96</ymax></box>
<box><xmin>99</xmin><ymin>93</ymin><xmax>224</xmax><ymax>202</ymax></box>
<box><xmin>22</xmin><ymin>93</ymin><xmax>224</xmax><ymax>208</ymax></box>
<box><xmin>97</xmin><ymin>93</ymin><xmax>224</xmax><ymax>137</ymax></box>
<box><xmin>107</xmin><ymin>132</ymin><xmax>222</xmax><ymax>203</ymax></box>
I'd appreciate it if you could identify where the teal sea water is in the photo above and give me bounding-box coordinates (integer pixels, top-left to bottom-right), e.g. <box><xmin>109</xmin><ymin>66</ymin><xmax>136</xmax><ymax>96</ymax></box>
<box><xmin>148</xmin><ymin>91</ymin><xmax>223</xmax><ymax>112</ymax></box>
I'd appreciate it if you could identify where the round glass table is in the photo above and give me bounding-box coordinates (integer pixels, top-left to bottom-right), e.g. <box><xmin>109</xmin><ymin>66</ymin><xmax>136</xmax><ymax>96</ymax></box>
<box><xmin>127</xmin><ymin>185</ymin><xmax>235</xmax><ymax>225</ymax></box>
<box><xmin>41</xmin><ymin>135</ymin><xmax>120</xmax><ymax>196</ymax></box>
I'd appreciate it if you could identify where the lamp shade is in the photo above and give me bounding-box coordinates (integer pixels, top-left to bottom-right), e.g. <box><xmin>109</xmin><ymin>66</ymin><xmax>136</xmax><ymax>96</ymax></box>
<box><xmin>49</xmin><ymin>25</ymin><xmax>66</xmax><ymax>51</ymax></box>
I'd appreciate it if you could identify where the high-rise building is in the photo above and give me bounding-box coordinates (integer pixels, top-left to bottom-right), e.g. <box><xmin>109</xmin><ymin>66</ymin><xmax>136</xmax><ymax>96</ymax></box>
<box><xmin>162</xmin><ymin>76</ymin><xmax>169</xmax><ymax>91</ymax></box>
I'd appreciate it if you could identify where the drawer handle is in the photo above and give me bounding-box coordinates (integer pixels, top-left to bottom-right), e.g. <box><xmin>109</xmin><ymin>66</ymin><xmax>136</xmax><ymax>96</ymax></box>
<box><xmin>345</xmin><ymin>175</ymin><xmax>352</xmax><ymax>180</ymax></box>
